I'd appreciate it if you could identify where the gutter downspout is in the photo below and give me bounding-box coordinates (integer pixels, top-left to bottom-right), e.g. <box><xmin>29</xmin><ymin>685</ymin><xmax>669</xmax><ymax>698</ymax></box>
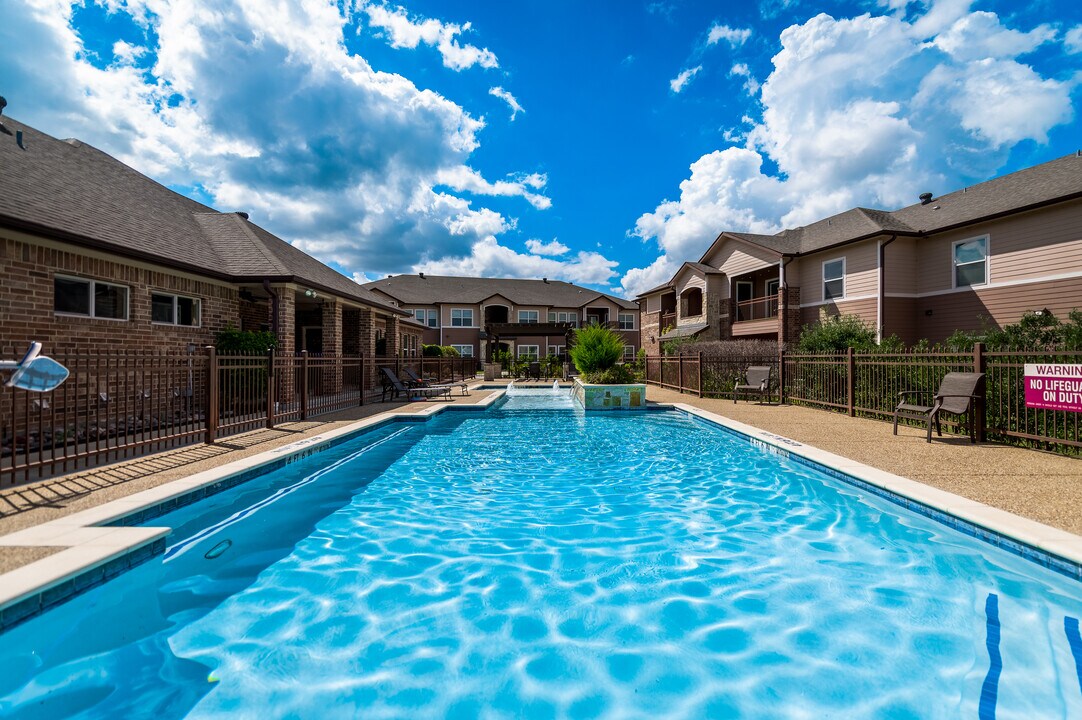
<box><xmin>262</xmin><ymin>279</ymin><xmax>280</xmax><ymax>340</ymax></box>
<box><xmin>779</xmin><ymin>256</ymin><xmax>795</xmax><ymax>344</ymax></box>
<box><xmin>877</xmin><ymin>235</ymin><xmax>897</xmax><ymax>344</ymax></box>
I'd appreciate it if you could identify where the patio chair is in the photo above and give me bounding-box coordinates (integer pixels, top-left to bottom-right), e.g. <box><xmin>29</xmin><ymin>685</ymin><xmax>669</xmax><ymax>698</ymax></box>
<box><xmin>733</xmin><ymin>366</ymin><xmax>772</xmax><ymax>404</ymax></box>
<box><xmin>893</xmin><ymin>372</ymin><xmax>985</xmax><ymax>443</ymax></box>
<box><xmin>402</xmin><ymin>367</ymin><xmax>469</xmax><ymax>396</ymax></box>
<box><xmin>380</xmin><ymin>367</ymin><xmax>452</xmax><ymax>402</ymax></box>
<box><xmin>527</xmin><ymin>362</ymin><xmax>541</xmax><ymax>381</ymax></box>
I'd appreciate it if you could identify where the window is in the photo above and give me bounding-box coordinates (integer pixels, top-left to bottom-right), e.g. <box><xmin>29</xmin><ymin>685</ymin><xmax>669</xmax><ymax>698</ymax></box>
<box><xmin>618</xmin><ymin>313</ymin><xmax>635</xmax><ymax>330</ymax></box>
<box><xmin>517</xmin><ymin>345</ymin><xmax>539</xmax><ymax>360</ymax></box>
<box><xmin>822</xmin><ymin>258</ymin><xmax>845</xmax><ymax>300</ymax></box>
<box><xmin>54</xmin><ymin>276</ymin><xmax>129</xmax><ymax>320</ymax></box>
<box><xmin>152</xmin><ymin>293</ymin><xmax>201</xmax><ymax>326</ymax></box>
<box><xmin>451</xmin><ymin>344</ymin><xmax>474</xmax><ymax>357</ymax></box>
<box><xmin>519</xmin><ymin>310</ymin><xmax>539</xmax><ymax>323</ymax></box>
<box><xmin>953</xmin><ymin>236</ymin><xmax>988</xmax><ymax>288</ymax></box>
<box><xmin>681</xmin><ymin>288</ymin><xmax>703</xmax><ymax>317</ymax></box>
<box><xmin>451</xmin><ymin>308</ymin><xmax>473</xmax><ymax>327</ymax></box>
<box><xmin>623</xmin><ymin>345</ymin><xmax>636</xmax><ymax>360</ymax></box>
<box><xmin>413</xmin><ymin>309</ymin><xmax>438</xmax><ymax>327</ymax></box>
<box><xmin>549</xmin><ymin>344</ymin><xmax>565</xmax><ymax>357</ymax></box>
<box><xmin>548</xmin><ymin>311</ymin><xmax>578</xmax><ymax>326</ymax></box>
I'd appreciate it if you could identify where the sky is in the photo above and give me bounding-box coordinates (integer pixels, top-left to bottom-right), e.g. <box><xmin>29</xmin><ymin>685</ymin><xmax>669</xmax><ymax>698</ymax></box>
<box><xmin>1</xmin><ymin>0</ymin><xmax>1080</xmax><ymax>300</ymax></box>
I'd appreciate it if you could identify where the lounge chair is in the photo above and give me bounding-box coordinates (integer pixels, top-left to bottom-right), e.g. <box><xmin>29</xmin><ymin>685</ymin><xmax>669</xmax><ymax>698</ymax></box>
<box><xmin>402</xmin><ymin>367</ymin><xmax>469</xmax><ymax>396</ymax></box>
<box><xmin>893</xmin><ymin>372</ymin><xmax>985</xmax><ymax>443</ymax></box>
<box><xmin>527</xmin><ymin>362</ymin><xmax>541</xmax><ymax>381</ymax></box>
<box><xmin>734</xmin><ymin>366</ymin><xmax>772</xmax><ymax>404</ymax></box>
<box><xmin>380</xmin><ymin>367</ymin><xmax>452</xmax><ymax>402</ymax></box>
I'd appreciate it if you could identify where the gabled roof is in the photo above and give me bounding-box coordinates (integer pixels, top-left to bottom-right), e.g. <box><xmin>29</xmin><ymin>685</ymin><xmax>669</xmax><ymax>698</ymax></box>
<box><xmin>636</xmin><ymin>281</ymin><xmax>674</xmax><ymax>298</ymax></box>
<box><xmin>363</xmin><ymin>274</ymin><xmax>638</xmax><ymax>310</ymax></box>
<box><xmin>697</xmin><ymin>152</ymin><xmax>1082</xmax><ymax>261</ymax></box>
<box><xmin>0</xmin><ymin>116</ymin><xmax>405</xmax><ymax>315</ymax></box>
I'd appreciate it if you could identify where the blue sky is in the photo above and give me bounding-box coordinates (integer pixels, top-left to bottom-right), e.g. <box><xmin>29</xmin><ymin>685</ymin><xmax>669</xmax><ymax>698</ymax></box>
<box><xmin>1</xmin><ymin>1</ymin><xmax>1080</xmax><ymax>298</ymax></box>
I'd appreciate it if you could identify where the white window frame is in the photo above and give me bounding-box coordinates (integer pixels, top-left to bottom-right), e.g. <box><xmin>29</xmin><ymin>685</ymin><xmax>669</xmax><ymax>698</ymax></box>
<box><xmin>548</xmin><ymin>311</ymin><xmax>578</xmax><ymax>326</ymax></box>
<box><xmin>451</xmin><ymin>344</ymin><xmax>474</xmax><ymax>357</ymax></box>
<box><xmin>518</xmin><ymin>310</ymin><xmax>539</xmax><ymax>324</ymax></box>
<box><xmin>517</xmin><ymin>345</ymin><xmax>540</xmax><ymax>359</ymax></box>
<box><xmin>151</xmin><ymin>291</ymin><xmax>202</xmax><ymax>327</ymax></box>
<box><xmin>952</xmin><ymin>235</ymin><xmax>989</xmax><ymax>289</ymax></box>
<box><xmin>766</xmin><ymin>279</ymin><xmax>780</xmax><ymax>297</ymax></box>
<box><xmin>623</xmin><ymin>345</ymin><xmax>636</xmax><ymax>360</ymax></box>
<box><xmin>618</xmin><ymin>313</ymin><xmax>635</xmax><ymax>330</ymax></box>
<box><xmin>549</xmin><ymin>344</ymin><xmax>565</xmax><ymax>357</ymax></box>
<box><xmin>450</xmin><ymin>308</ymin><xmax>474</xmax><ymax>327</ymax></box>
<box><xmin>822</xmin><ymin>258</ymin><xmax>846</xmax><ymax>301</ymax></box>
<box><xmin>54</xmin><ymin>274</ymin><xmax>130</xmax><ymax>321</ymax></box>
<box><xmin>414</xmin><ymin>308</ymin><xmax>438</xmax><ymax>328</ymax></box>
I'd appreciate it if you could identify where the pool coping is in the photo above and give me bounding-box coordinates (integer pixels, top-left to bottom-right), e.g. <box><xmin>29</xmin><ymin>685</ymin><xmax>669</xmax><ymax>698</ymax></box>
<box><xmin>1</xmin><ymin>391</ymin><xmax>1079</xmax><ymax>631</ymax></box>
<box><xmin>669</xmin><ymin>403</ymin><xmax>1082</xmax><ymax>581</ymax></box>
<box><xmin>0</xmin><ymin>390</ymin><xmax>506</xmax><ymax>630</ymax></box>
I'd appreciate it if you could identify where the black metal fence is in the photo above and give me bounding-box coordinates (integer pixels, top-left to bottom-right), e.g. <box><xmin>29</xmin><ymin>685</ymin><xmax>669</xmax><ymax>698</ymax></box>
<box><xmin>0</xmin><ymin>350</ymin><xmax>478</xmax><ymax>487</ymax></box>
<box><xmin>644</xmin><ymin>345</ymin><xmax>1082</xmax><ymax>452</ymax></box>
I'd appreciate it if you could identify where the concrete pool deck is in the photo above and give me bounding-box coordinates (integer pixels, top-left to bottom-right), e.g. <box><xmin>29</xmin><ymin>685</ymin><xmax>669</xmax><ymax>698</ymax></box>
<box><xmin>1</xmin><ymin>381</ymin><xmax>1079</xmax><ymax>580</ymax></box>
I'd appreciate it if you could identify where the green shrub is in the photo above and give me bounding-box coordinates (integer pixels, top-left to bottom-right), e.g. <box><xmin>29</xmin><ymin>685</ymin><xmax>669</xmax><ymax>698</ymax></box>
<box><xmin>796</xmin><ymin>313</ymin><xmax>878</xmax><ymax>353</ymax></box>
<box><xmin>569</xmin><ymin>324</ymin><xmax>624</xmax><ymax>375</ymax></box>
<box><xmin>441</xmin><ymin>345</ymin><xmax>461</xmax><ymax>357</ymax></box>
<box><xmin>214</xmin><ymin>327</ymin><xmax>277</xmax><ymax>354</ymax></box>
<box><xmin>583</xmin><ymin>364</ymin><xmax>635</xmax><ymax>384</ymax></box>
<box><xmin>422</xmin><ymin>344</ymin><xmax>443</xmax><ymax>357</ymax></box>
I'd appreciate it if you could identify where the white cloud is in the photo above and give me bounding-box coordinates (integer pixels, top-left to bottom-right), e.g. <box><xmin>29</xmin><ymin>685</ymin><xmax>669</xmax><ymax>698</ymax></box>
<box><xmin>415</xmin><ymin>237</ymin><xmax>619</xmax><ymax>286</ymax></box>
<box><xmin>670</xmin><ymin>65</ymin><xmax>702</xmax><ymax>93</ymax></box>
<box><xmin>0</xmin><ymin>0</ymin><xmax>546</xmax><ymax>280</ymax></box>
<box><xmin>729</xmin><ymin>63</ymin><xmax>760</xmax><ymax>94</ymax></box>
<box><xmin>525</xmin><ymin>239</ymin><xmax>569</xmax><ymax>256</ymax></box>
<box><xmin>933</xmin><ymin>12</ymin><xmax>1055</xmax><ymax>61</ymax></box>
<box><xmin>488</xmin><ymin>86</ymin><xmax>524</xmax><ymax>120</ymax></box>
<box><xmin>1065</xmin><ymin>25</ymin><xmax>1082</xmax><ymax>54</ymax></box>
<box><xmin>360</xmin><ymin>1</ymin><xmax>498</xmax><ymax>71</ymax></box>
<box><xmin>621</xmin><ymin>7</ymin><xmax>1077</xmax><ymax>297</ymax></box>
<box><xmin>707</xmin><ymin>24</ymin><xmax>751</xmax><ymax>47</ymax></box>
<box><xmin>435</xmin><ymin>166</ymin><xmax>551</xmax><ymax>209</ymax></box>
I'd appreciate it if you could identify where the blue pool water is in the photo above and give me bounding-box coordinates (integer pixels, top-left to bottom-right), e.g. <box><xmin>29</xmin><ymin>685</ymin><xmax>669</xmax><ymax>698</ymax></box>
<box><xmin>1</xmin><ymin>390</ymin><xmax>1081</xmax><ymax>718</ymax></box>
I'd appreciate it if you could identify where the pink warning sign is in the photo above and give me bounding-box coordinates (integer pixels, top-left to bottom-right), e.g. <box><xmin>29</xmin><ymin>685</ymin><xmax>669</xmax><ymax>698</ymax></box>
<box><xmin>1024</xmin><ymin>364</ymin><xmax>1082</xmax><ymax>412</ymax></box>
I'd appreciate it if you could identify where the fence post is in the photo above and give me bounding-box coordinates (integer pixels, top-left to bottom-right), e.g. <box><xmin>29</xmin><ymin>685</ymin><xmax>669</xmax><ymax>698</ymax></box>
<box><xmin>697</xmin><ymin>351</ymin><xmax>703</xmax><ymax>398</ymax></box>
<box><xmin>266</xmin><ymin>348</ymin><xmax>276</xmax><ymax>430</ymax></box>
<box><xmin>300</xmin><ymin>350</ymin><xmax>309</xmax><ymax>421</ymax></box>
<box><xmin>205</xmin><ymin>346</ymin><xmax>218</xmax><ymax>444</ymax></box>
<box><xmin>678</xmin><ymin>353</ymin><xmax>684</xmax><ymax>393</ymax></box>
<box><xmin>973</xmin><ymin>341</ymin><xmax>987</xmax><ymax>442</ymax></box>
<box><xmin>360</xmin><ymin>352</ymin><xmax>366</xmax><ymax>406</ymax></box>
<box><xmin>846</xmin><ymin>346</ymin><xmax>855</xmax><ymax>417</ymax></box>
<box><xmin>779</xmin><ymin>348</ymin><xmax>786</xmax><ymax>405</ymax></box>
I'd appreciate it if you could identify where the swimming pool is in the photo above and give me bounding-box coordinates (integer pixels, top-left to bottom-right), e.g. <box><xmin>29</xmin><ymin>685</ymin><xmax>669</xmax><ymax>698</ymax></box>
<box><xmin>1</xmin><ymin>390</ymin><xmax>1080</xmax><ymax>718</ymax></box>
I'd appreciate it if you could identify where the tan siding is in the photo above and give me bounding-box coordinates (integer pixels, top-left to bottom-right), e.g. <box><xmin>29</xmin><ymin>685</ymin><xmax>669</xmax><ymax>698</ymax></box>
<box><xmin>797</xmin><ymin>241</ymin><xmax>878</xmax><ymax>304</ymax></box>
<box><xmin>883</xmin><ymin>297</ymin><xmax>919</xmax><ymax>345</ymax></box>
<box><xmin>708</xmin><ymin>242</ymin><xmax>776</xmax><ymax>279</ymax></box>
<box><xmin>645</xmin><ymin>295</ymin><xmax>661</xmax><ymax>313</ymax></box>
<box><xmin>800</xmin><ymin>297</ymin><xmax>877</xmax><ymax>329</ymax></box>
<box><xmin>917</xmin><ymin>198</ymin><xmax>1082</xmax><ymax>294</ymax></box>
<box><xmin>885</xmin><ymin>237</ymin><xmax>918</xmax><ymax>295</ymax></box>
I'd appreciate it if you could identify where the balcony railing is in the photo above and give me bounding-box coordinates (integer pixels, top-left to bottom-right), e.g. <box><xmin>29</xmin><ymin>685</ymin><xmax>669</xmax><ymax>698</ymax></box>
<box><xmin>660</xmin><ymin>312</ymin><xmax>676</xmax><ymax>330</ymax></box>
<box><xmin>735</xmin><ymin>295</ymin><xmax>779</xmax><ymax>322</ymax></box>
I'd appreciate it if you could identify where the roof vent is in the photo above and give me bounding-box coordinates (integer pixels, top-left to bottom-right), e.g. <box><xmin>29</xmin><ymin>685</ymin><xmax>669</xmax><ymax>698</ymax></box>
<box><xmin>919</xmin><ymin>192</ymin><xmax>933</xmax><ymax>205</ymax></box>
<box><xmin>419</xmin><ymin>272</ymin><xmax>425</xmax><ymax>279</ymax></box>
<box><xmin>543</xmin><ymin>277</ymin><xmax>549</xmax><ymax>283</ymax></box>
<box><xmin>236</xmin><ymin>211</ymin><xmax>249</xmax><ymax>219</ymax></box>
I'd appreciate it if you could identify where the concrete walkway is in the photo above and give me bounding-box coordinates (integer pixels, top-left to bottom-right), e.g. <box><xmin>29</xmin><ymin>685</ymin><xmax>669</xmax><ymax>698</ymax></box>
<box><xmin>645</xmin><ymin>386</ymin><xmax>1082</xmax><ymax>536</ymax></box>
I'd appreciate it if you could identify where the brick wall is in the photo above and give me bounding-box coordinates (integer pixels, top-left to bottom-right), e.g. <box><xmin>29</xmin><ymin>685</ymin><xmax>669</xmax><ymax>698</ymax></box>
<box><xmin>0</xmin><ymin>235</ymin><xmax>239</xmax><ymax>356</ymax></box>
<box><xmin>239</xmin><ymin>299</ymin><xmax>269</xmax><ymax>332</ymax></box>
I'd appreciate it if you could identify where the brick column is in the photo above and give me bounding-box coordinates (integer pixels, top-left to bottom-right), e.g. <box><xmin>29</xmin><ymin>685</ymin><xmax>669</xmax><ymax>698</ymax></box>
<box><xmin>386</xmin><ymin>315</ymin><xmax>401</xmax><ymax>357</ymax></box>
<box><xmin>275</xmin><ymin>288</ymin><xmax>296</xmax><ymax>402</ymax></box>
<box><xmin>322</xmin><ymin>298</ymin><xmax>343</xmax><ymax>393</ymax></box>
<box><xmin>779</xmin><ymin>286</ymin><xmax>801</xmax><ymax>347</ymax></box>
<box><xmin>359</xmin><ymin>308</ymin><xmax>377</xmax><ymax>390</ymax></box>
